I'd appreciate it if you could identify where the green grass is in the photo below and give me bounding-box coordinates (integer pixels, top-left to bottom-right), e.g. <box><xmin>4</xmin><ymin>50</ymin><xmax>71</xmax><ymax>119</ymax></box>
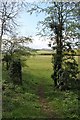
<box><xmin>36</xmin><ymin>50</ymin><xmax>53</xmax><ymax>55</ymax></box>
<box><xmin>2</xmin><ymin>55</ymin><xmax>53</xmax><ymax>118</ymax></box>
<box><xmin>2</xmin><ymin>55</ymin><xmax>79</xmax><ymax>119</ymax></box>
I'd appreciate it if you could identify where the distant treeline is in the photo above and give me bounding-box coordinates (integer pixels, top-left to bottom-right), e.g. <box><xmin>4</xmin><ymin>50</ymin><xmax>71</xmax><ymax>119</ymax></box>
<box><xmin>38</xmin><ymin>53</ymin><xmax>53</xmax><ymax>55</ymax></box>
<box><xmin>37</xmin><ymin>53</ymin><xmax>80</xmax><ymax>56</ymax></box>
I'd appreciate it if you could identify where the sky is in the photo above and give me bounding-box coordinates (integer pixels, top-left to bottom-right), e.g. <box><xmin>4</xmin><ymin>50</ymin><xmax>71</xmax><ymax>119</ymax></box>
<box><xmin>2</xmin><ymin>0</ymin><xmax>79</xmax><ymax>49</ymax></box>
<box><xmin>0</xmin><ymin>0</ymin><xmax>51</xmax><ymax>49</ymax></box>
<box><xmin>18</xmin><ymin>10</ymin><xmax>44</xmax><ymax>36</ymax></box>
<box><xmin>16</xmin><ymin>0</ymin><xmax>51</xmax><ymax>49</ymax></box>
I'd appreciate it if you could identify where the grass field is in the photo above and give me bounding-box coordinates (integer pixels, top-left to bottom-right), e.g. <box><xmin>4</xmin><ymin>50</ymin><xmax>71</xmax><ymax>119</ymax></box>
<box><xmin>2</xmin><ymin>54</ymin><xmax>80</xmax><ymax>119</ymax></box>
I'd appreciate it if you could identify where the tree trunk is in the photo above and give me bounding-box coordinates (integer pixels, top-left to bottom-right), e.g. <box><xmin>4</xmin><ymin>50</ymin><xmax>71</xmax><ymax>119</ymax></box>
<box><xmin>53</xmin><ymin>25</ymin><xmax>63</xmax><ymax>86</ymax></box>
<box><xmin>78</xmin><ymin>50</ymin><xmax>80</xmax><ymax>80</ymax></box>
<box><xmin>0</xmin><ymin>20</ymin><xmax>4</xmax><ymax>52</ymax></box>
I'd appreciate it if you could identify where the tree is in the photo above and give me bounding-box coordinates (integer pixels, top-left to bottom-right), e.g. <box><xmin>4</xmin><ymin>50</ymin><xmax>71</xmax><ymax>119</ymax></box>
<box><xmin>0</xmin><ymin>0</ymin><xmax>23</xmax><ymax>52</ymax></box>
<box><xmin>2</xmin><ymin>35</ymin><xmax>32</xmax><ymax>55</ymax></box>
<box><xmin>2</xmin><ymin>35</ymin><xmax>32</xmax><ymax>70</ymax></box>
<box><xmin>0</xmin><ymin>1</ymin><xmax>24</xmax><ymax>92</ymax></box>
<box><xmin>27</xmin><ymin>1</ymin><xmax>79</xmax><ymax>88</ymax></box>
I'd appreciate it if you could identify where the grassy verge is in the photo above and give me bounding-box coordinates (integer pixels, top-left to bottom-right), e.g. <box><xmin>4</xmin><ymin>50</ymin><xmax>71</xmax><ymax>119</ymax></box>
<box><xmin>2</xmin><ymin>55</ymin><xmax>79</xmax><ymax>119</ymax></box>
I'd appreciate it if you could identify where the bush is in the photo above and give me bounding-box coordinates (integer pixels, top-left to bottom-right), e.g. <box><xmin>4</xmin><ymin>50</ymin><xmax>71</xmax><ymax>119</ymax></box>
<box><xmin>9</xmin><ymin>59</ymin><xmax>22</xmax><ymax>85</ymax></box>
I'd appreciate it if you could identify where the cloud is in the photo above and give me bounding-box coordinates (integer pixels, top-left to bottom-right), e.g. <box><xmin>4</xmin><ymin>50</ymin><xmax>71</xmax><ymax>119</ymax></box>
<box><xmin>27</xmin><ymin>36</ymin><xmax>51</xmax><ymax>49</ymax></box>
<box><xmin>25</xmin><ymin>0</ymin><xmax>40</xmax><ymax>2</ymax></box>
<box><xmin>1</xmin><ymin>0</ymin><xmax>79</xmax><ymax>3</ymax></box>
<box><xmin>1</xmin><ymin>0</ymin><xmax>41</xmax><ymax>3</ymax></box>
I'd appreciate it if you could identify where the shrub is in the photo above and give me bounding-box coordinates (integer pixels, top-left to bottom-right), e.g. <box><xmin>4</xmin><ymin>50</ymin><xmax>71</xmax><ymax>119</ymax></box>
<box><xmin>9</xmin><ymin>59</ymin><xmax>22</xmax><ymax>85</ymax></box>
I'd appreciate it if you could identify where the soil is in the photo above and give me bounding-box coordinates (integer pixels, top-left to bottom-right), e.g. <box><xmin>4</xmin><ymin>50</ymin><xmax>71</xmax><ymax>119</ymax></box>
<box><xmin>37</xmin><ymin>82</ymin><xmax>58</xmax><ymax>119</ymax></box>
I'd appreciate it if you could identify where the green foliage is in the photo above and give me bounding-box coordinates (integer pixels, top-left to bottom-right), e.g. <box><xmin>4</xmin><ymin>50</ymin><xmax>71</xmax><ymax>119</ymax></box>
<box><xmin>2</xmin><ymin>53</ymin><xmax>12</xmax><ymax>70</ymax></box>
<box><xmin>2</xmin><ymin>36</ymin><xmax>32</xmax><ymax>70</ymax></box>
<box><xmin>27</xmin><ymin>1</ymin><xmax>79</xmax><ymax>88</ymax></box>
<box><xmin>48</xmin><ymin>90</ymin><xmax>78</xmax><ymax>118</ymax></box>
<box><xmin>2</xmin><ymin>54</ymin><xmax>79</xmax><ymax>119</ymax></box>
<box><xmin>2</xmin><ymin>54</ymin><xmax>12</xmax><ymax>62</ymax></box>
<box><xmin>8</xmin><ymin>59</ymin><xmax>22</xmax><ymax>85</ymax></box>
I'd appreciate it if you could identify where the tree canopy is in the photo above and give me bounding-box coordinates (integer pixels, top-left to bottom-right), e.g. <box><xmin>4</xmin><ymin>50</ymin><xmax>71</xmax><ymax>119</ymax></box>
<box><xmin>27</xmin><ymin>1</ymin><xmax>80</xmax><ymax>88</ymax></box>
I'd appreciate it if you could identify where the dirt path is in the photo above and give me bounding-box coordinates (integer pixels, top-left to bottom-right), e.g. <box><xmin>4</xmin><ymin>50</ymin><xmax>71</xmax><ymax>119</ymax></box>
<box><xmin>37</xmin><ymin>82</ymin><xmax>58</xmax><ymax>118</ymax></box>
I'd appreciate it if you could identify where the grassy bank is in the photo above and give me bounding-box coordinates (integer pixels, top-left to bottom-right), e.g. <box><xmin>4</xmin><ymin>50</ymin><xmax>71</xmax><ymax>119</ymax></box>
<box><xmin>2</xmin><ymin>55</ymin><xmax>79</xmax><ymax>119</ymax></box>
